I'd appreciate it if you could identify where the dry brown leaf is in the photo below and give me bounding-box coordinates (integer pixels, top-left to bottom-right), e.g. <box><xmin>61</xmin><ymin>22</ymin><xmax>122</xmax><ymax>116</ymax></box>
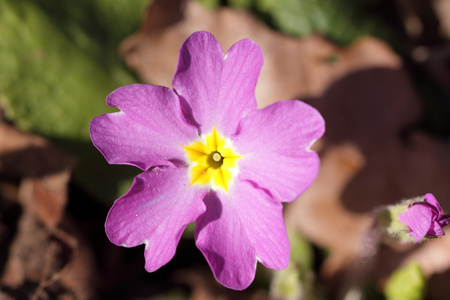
<box><xmin>120</xmin><ymin>0</ymin><xmax>404</xmax><ymax>108</ymax></box>
<box><xmin>434</xmin><ymin>0</ymin><xmax>450</xmax><ymax>39</ymax></box>
<box><xmin>0</xmin><ymin>122</ymin><xmax>95</xmax><ymax>300</ymax></box>
<box><xmin>285</xmin><ymin>143</ymin><xmax>372</xmax><ymax>278</ymax></box>
<box><xmin>397</xmin><ymin>0</ymin><xmax>450</xmax><ymax>93</ymax></box>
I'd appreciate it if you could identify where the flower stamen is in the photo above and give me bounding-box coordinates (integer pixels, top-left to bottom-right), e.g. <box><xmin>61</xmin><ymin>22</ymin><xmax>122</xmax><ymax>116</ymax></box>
<box><xmin>183</xmin><ymin>127</ymin><xmax>240</xmax><ymax>191</ymax></box>
<box><xmin>212</xmin><ymin>152</ymin><xmax>222</xmax><ymax>162</ymax></box>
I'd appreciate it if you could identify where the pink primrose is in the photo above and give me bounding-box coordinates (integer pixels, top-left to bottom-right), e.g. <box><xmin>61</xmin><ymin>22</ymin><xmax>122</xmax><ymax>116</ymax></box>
<box><xmin>90</xmin><ymin>31</ymin><xmax>325</xmax><ymax>290</ymax></box>
<box><xmin>399</xmin><ymin>193</ymin><xmax>450</xmax><ymax>242</ymax></box>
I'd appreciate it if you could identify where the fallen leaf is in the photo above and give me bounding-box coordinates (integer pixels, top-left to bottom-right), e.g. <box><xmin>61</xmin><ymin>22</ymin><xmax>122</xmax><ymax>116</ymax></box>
<box><xmin>121</xmin><ymin>0</ymin><xmax>406</xmax><ymax>109</ymax></box>
<box><xmin>0</xmin><ymin>122</ymin><xmax>95</xmax><ymax>300</ymax></box>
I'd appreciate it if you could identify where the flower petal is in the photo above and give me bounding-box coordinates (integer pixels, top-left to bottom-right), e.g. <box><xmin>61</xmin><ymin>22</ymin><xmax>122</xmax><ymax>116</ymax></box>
<box><xmin>399</xmin><ymin>203</ymin><xmax>435</xmax><ymax>242</ymax></box>
<box><xmin>105</xmin><ymin>166</ymin><xmax>207</xmax><ymax>272</ymax></box>
<box><xmin>90</xmin><ymin>84</ymin><xmax>197</xmax><ymax>169</ymax></box>
<box><xmin>424</xmin><ymin>193</ymin><xmax>443</xmax><ymax>216</ymax></box>
<box><xmin>232</xmin><ymin>100</ymin><xmax>325</xmax><ymax>202</ymax></box>
<box><xmin>173</xmin><ymin>31</ymin><xmax>262</xmax><ymax>136</ymax></box>
<box><xmin>428</xmin><ymin>221</ymin><xmax>445</xmax><ymax>236</ymax></box>
<box><xmin>195</xmin><ymin>180</ymin><xmax>289</xmax><ymax>290</ymax></box>
<box><xmin>438</xmin><ymin>215</ymin><xmax>450</xmax><ymax>227</ymax></box>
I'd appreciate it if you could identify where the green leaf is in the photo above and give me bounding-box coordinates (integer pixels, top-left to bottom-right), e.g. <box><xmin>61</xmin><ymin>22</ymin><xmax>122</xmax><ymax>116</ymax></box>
<box><xmin>289</xmin><ymin>229</ymin><xmax>314</xmax><ymax>270</ymax></box>
<box><xmin>385</xmin><ymin>263</ymin><xmax>426</xmax><ymax>300</ymax></box>
<box><xmin>0</xmin><ymin>0</ymin><xmax>147</xmax><ymax>202</ymax></box>
<box><xmin>270</xmin><ymin>230</ymin><xmax>315</xmax><ymax>300</ymax></box>
<box><xmin>196</xmin><ymin>0</ymin><xmax>221</xmax><ymax>9</ymax></box>
<box><xmin>271</xmin><ymin>263</ymin><xmax>304</xmax><ymax>300</ymax></box>
<box><xmin>228</xmin><ymin>0</ymin><xmax>254</xmax><ymax>10</ymax></box>
<box><xmin>255</xmin><ymin>0</ymin><xmax>390</xmax><ymax>45</ymax></box>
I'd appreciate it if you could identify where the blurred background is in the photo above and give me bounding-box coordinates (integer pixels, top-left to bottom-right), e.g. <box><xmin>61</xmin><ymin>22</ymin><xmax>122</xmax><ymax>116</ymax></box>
<box><xmin>1</xmin><ymin>0</ymin><xmax>450</xmax><ymax>299</ymax></box>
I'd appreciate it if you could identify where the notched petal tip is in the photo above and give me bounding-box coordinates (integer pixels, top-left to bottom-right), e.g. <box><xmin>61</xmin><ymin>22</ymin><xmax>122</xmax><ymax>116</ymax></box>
<box><xmin>90</xmin><ymin>82</ymin><xmax>198</xmax><ymax>170</ymax></box>
<box><xmin>225</xmin><ymin>37</ymin><xmax>264</xmax><ymax>64</ymax></box>
<box><xmin>174</xmin><ymin>31</ymin><xmax>264</xmax><ymax>137</ymax></box>
<box><xmin>105</xmin><ymin>167</ymin><xmax>207</xmax><ymax>273</ymax></box>
<box><xmin>232</xmin><ymin>100</ymin><xmax>325</xmax><ymax>202</ymax></box>
<box><xmin>105</xmin><ymin>84</ymin><xmax>139</xmax><ymax>107</ymax></box>
<box><xmin>105</xmin><ymin>83</ymin><xmax>159</xmax><ymax>108</ymax></box>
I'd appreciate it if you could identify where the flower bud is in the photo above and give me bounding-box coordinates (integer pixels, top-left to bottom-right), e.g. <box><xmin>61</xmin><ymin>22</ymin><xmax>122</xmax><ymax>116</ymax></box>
<box><xmin>377</xmin><ymin>193</ymin><xmax>450</xmax><ymax>242</ymax></box>
<box><xmin>399</xmin><ymin>193</ymin><xmax>450</xmax><ymax>242</ymax></box>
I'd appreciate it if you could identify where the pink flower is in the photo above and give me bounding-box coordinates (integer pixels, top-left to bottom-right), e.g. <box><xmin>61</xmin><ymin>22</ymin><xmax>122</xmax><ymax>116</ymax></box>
<box><xmin>90</xmin><ymin>31</ymin><xmax>325</xmax><ymax>290</ymax></box>
<box><xmin>399</xmin><ymin>193</ymin><xmax>450</xmax><ymax>242</ymax></box>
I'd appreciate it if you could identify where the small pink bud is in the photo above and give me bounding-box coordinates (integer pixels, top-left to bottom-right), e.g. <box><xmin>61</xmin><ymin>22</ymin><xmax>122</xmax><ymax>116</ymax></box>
<box><xmin>399</xmin><ymin>193</ymin><xmax>450</xmax><ymax>242</ymax></box>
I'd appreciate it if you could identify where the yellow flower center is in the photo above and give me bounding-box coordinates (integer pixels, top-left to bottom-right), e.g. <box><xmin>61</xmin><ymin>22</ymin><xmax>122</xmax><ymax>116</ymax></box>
<box><xmin>183</xmin><ymin>127</ymin><xmax>241</xmax><ymax>192</ymax></box>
